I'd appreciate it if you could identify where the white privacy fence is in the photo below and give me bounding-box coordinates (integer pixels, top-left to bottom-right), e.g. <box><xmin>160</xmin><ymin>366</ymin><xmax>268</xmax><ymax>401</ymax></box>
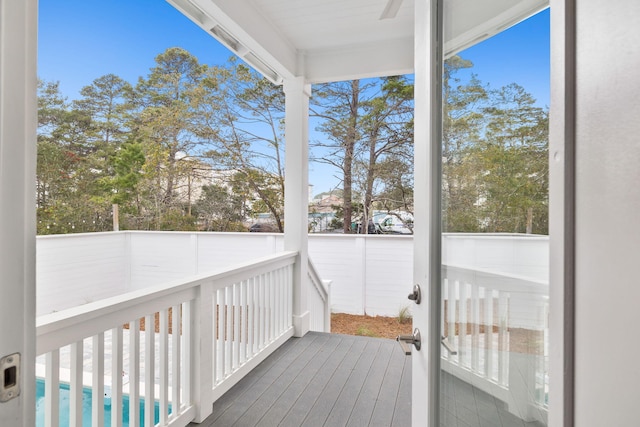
<box><xmin>441</xmin><ymin>265</ymin><xmax>549</xmax><ymax>424</ymax></box>
<box><xmin>36</xmin><ymin>231</ymin><xmax>548</xmax><ymax>317</ymax></box>
<box><xmin>36</xmin><ymin>252</ymin><xmax>297</xmax><ymax>427</ymax></box>
<box><xmin>35</xmin><ymin>231</ymin><xmax>549</xmax><ymax>424</ymax></box>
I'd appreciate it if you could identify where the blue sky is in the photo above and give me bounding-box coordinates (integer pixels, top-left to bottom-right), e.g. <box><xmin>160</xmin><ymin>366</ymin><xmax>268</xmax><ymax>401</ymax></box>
<box><xmin>38</xmin><ymin>1</ymin><xmax>549</xmax><ymax>193</ymax></box>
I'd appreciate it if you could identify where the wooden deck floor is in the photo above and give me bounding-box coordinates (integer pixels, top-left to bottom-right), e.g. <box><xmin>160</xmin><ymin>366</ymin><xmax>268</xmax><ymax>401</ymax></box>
<box><xmin>191</xmin><ymin>332</ymin><xmax>545</xmax><ymax>427</ymax></box>
<box><xmin>192</xmin><ymin>332</ymin><xmax>412</xmax><ymax>427</ymax></box>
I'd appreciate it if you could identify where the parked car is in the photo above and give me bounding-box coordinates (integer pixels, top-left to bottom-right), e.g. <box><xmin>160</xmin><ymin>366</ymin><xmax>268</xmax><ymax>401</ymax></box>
<box><xmin>378</xmin><ymin>214</ymin><xmax>413</xmax><ymax>234</ymax></box>
<box><xmin>249</xmin><ymin>223</ymin><xmax>279</xmax><ymax>232</ymax></box>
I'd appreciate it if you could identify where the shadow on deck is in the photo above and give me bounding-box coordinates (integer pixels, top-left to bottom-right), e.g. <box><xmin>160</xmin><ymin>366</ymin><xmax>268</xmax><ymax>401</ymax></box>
<box><xmin>191</xmin><ymin>332</ymin><xmax>412</xmax><ymax>427</ymax></box>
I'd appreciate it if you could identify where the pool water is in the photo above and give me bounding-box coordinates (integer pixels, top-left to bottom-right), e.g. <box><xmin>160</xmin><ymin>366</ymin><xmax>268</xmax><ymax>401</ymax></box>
<box><xmin>35</xmin><ymin>379</ymin><xmax>166</xmax><ymax>427</ymax></box>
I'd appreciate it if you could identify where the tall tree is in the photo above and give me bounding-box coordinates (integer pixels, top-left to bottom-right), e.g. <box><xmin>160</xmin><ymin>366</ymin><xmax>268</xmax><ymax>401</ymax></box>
<box><xmin>197</xmin><ymin>60</ymin><xmax>287</xmax><ymax>231</ymax></box>
<box><xmin>475</xmin><ymin>83</ymin><xmax>549</xmax><ymax>233</ymax></box>
<box><xmin>357</xmin><ymin>76</ymin><xmax>414</xmax><ymax>232</ymax></box>
<box><xmin>312</xmin><ymin>80</ymin><xmax>373</xmax><ymax>232</ymax></box>
<box><xmin>37</xmin><ymin>80</ymin><xmax>114</xmax><ymax>234</ymax></box>
<box><xmin>441</xmin><ymin>56</ymin><xmax>489</xmax><ymax>232</ymax></box>
<box><xmin>129</xmin><ymin>47</ymin><xmax>208</xmax><ymax>229</ymax></box>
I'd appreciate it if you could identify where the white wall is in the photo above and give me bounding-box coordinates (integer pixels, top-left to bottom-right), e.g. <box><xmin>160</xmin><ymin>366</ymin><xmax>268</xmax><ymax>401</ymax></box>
<box><xmin>573</xmin><ymin>1</ymin><xmax>640</xmax><ymax>425</ymax></box>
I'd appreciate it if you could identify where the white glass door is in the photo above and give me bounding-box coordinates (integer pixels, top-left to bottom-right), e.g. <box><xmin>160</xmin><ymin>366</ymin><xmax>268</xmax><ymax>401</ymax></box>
<box><xmin>438</xmin><ymin>2</ymin><xmax>550</xmax><ymax>427</ymax></box>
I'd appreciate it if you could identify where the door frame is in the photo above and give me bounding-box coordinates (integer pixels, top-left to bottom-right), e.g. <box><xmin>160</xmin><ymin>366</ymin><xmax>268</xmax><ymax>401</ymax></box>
<box><xmin>412</xmin><ymin>0</ymin><xmax>443</xmax><ymax>426</ymax></box>
<box><xmin>548</xmin><ymin>0</ymin><xmax>575</xmax><ymax>425</ymax></box>
<box><xmin>412</xmin><ymin>1</ymin><xmax>575</xmax><ymax>426</ymax></box>
<box><xmin>0</xmin><ymin>1</ymin><xmax>38</xmax><ymax>426</ymax></box>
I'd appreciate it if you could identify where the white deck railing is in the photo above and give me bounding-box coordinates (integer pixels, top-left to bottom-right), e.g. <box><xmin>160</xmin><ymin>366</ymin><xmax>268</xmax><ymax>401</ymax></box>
<box><xmin>36</xmin><ymin>251</ymin><xmax>298</xmax><ymax>427</ymax></box>
<box><xmin>441</xmin><ymin>265</ymin><xmax>549</xmax><ymax>424</ymax></box>
<box><xmin>308</xmin><ymin>258</ymin><xmax>331</xmax><ymax>332</ymax></box>
<box><xmin>34</xmin><ymin>231</ymin><xmax>547</xmax><ymax>424</ymax></box>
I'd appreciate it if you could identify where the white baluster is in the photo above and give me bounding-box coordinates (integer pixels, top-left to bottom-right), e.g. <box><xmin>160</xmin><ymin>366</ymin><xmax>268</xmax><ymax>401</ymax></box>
<box><xmin>181</xmin><ymin>302</ymin><xmax>191</xmax><ymax>409</ymax></box>
<box><xmin>498</xmin><ymin>292</ymin><xmax>509</xmax><ymax>386</ymax></box>
<box><xmin>233</xmin><ymin>282</ymin><xmax>240</xmax><ymax>370</ymax></box>
<box><xmin>144</xmin><ymin>314</ymin><xmax>154</xmax><ymax>427</ymax></box>
<box><xmin>111</xmin><ymin>327</ymin><xmax>123</xmax><ymax>427</ymax></box>
<box><xmin>70</xmin><ymin>341</ymin><xmax>83</xmax><ymax>427</ymax></box>
<box><xmin>485</xmin><ymin>290</ymin><xmax>494</xmax><ymax>380</ymax></box>
<box><xmin>92</xmin><ymin>333</ymin><xmax>104</xmax><ymax>427</ymax></box>
<box><xmin>45</xmin><ymin>349</ymin><xmax>60</xmax><ymax>427</ymax></box>
<box><xmin>240</xmin><ymin>280</ymin><xmax>247</xmax><ymax>364</ymax></box>
<box><xmin>212</xmin><ymin>290</ymin><xmax>218</xmax><ymax>387</ymax></box>
<box><xmin>248</xmin><ymin>277</ymin><xmax>255</xmax><ymax>358</ymax></box>
<box><xmin>159</xmin><ymin>309</ymin><xmax>169</xmax><ymax>425</ymax></box>
<box><xmin>225</xmin><ymin>286</ymin><xmax>232</xmax><ymax>376</ymax></box>
<box><xmin>171</xmin><ymin>304</ymin><xmax>181</xmax><ymax>417</ymax></box>
<box><xmin>471</xmin><ymin>283</ymin><xmax>480</xmax><ymax>373</ymax></box>
<box><xmin>459</xmin><ymin>282</ymin><xmax>468</xmax><ymax>368</ymax></box>
<box><xmin>129</xmin><ymin>319</ymin><xmax>140</xmax><ymax>427</ymax></box>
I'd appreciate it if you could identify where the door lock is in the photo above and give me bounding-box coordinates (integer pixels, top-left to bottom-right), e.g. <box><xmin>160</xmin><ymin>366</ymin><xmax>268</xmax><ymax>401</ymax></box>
<box><xmin>0</xmin><ymin>353</ymin><xmax>20</xmax><ymax>402</ymax></box>
<box><xmin>407</xmin><ymin>284</ymin><xmax>421</xmax><ymax>304</ymax></box>
<box><xmin>396</xmin><ymin>329</ymin><xmax>421</xmax><ymax>355</ymax></box>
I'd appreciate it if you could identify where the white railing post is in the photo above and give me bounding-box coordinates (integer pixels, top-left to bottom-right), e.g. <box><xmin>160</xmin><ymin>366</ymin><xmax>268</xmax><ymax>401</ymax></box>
<box><xmin>323</xmin><ymin>280</ymin><xmax>332</xmax><ymax>332</ymax></box>
<box><xmin>284</xmin><ymin>77</ymin><xmax>311</xmax><ymax>337</ymax></box>
<box><xmin>192</xmin><ymin>284</ymin><xmax>213</xmax><ymax>423</ymax></box>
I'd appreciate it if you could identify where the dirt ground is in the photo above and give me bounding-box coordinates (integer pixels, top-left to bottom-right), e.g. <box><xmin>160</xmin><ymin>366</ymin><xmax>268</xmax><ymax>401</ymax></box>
<box><xmin>330</xmin><ymin>313</ymin><xmax>412</xmax><ymax>340</ymax></box>
<box><xmin>135</xmin><ymin>310</ymin><xmax>412</xmax><ymax>340</ymax></box>
<box><xmin>138</xmin><ymin>311</ymin><xmax>539</xmax><ymax>354</ymax></box>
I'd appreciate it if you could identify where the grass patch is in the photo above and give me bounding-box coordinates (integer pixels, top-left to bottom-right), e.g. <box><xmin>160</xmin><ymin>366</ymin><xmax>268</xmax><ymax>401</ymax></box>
<box><xmin>397</xmin><ymin>306</ymin><xmax>412</xmax><ymax>324</ymax></box>
<box><xmin>355</xmin><ymin>326</ymin><xmax>378</xmax><ymax>337</ymax></box>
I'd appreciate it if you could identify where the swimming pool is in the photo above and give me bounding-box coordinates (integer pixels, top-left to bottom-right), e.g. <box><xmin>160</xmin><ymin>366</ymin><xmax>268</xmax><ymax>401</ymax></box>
<box><xmin>35</xmin><ymin>378</ymin><xmax>165</xmax><ymax>427</ymax></box>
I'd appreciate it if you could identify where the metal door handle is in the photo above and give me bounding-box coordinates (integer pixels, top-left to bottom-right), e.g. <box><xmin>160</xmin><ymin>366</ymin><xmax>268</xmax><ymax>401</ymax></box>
<box><xmin>396</xmin><ymin>329</ymin><xmax>421</xmax><ymax>355</ymax></box>
<box><xmin>407</xmin><ymin>284</ymin><xmax>421</xmax><ymax>304</ymax></box>
<box><xmin>441</xmin><ymin>336</ymin><xmax>457</xmax><ymax>355</ymax></box>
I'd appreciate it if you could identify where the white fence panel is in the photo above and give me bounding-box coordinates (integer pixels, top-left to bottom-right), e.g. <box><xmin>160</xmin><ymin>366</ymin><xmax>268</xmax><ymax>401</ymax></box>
<box><xmin>36</xmin><ymin>232</ymin><xmax>548</xmax><ymax>317</ymax></box>
<box><xmin>196</xmin><ymin>233</ymin><xmax>281</xmax><ymax>272</ymax></box>
<box><xmin>307</xmin><ymin>235</ymin><xmax>366</xmax><ymax>315</ymax></box>
<box><xmin>363</xmin><ymin>236</ymin><xmax>413</xmax><ymax>317</ymax></box>
<box><xmin>442</xmin><ymin>233</ymin><xmax>549</xmax><ymax>280</ymax></box>
<box><xmin>128</xmin><ymin>232</ymin><xmax>198</xmax><ymax>290</ymax></box>
<box><xmin>36</xmin><ymin>233</ymin><xmax>128</xmax><ymax>316</ymax></box>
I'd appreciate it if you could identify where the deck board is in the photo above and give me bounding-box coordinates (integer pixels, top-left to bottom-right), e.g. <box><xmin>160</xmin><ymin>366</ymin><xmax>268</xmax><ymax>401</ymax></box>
<box><xmin>193</xmin><ymin>332</ymin><xmax>411</xmax><ymax>427</ymax></box>
<box><xmin>192</xmin><ymin>332</ymin><xmax>544</xmax><ymax>427</ymax></box>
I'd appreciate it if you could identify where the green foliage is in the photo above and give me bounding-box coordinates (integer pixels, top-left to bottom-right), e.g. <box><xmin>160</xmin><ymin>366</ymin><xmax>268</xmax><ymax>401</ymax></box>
<box><xmin>355</xmin><ymin>327</ymin><xmax>378</xmax><ymax>338</ymax></box>
<box><xmin>397</xmin><ymin>306</ymin><xmax>412</xmax><ymax>324</ymax></box>
<box><xmin>312</xmin><ymin>76</ymin><xmax>415</xmax><ymax>233</ymax></box>
<box><xmin>195</xmin><ymin>184</ymin><xmax>246</xmax><ymax>232</ymax></box>
<box><xmin>35</xmin><ymin>47</ymin><xmax>548</xmax><ymax>237</ymax></box>
<box><xmin>441</xmin><ymin>57</ymin><xmax>549</xmax><ymax>235</ymax></box>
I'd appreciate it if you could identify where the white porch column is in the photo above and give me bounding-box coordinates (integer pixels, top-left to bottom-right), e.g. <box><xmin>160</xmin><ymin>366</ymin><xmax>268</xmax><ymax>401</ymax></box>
<box><xmin>0</xmin><ymin>0</ymin><xmax>37</xmax><ymax>426</ymax></box>
<box><xmin>283</xmin><ymin>77</ymin><xmax>311</xmax><ymax>337</ymax></box>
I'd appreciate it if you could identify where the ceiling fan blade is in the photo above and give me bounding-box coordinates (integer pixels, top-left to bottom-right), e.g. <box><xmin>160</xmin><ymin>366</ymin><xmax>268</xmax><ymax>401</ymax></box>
<box><xmin>380</xmin><ymin>0</ymin><xmax>404</xmax><ymax>20</ymax></box>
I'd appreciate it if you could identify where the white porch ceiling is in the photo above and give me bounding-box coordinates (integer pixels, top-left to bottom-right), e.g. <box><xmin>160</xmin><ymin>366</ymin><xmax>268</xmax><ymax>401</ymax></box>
<box><xmin>168</xmin><ymin>0</ymin><xmax>548</xmax><ymax>84</ymax></box>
